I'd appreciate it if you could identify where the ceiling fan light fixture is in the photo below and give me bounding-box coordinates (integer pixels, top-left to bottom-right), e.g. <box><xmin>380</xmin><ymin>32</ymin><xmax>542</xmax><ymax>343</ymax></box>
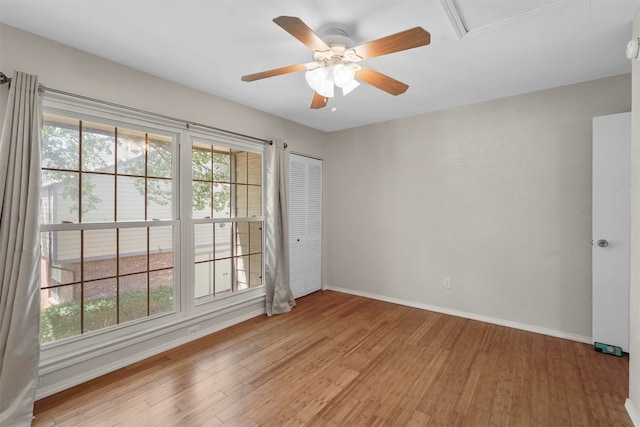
<box><xmin>304</xmin><ymin>67</ymin><xmax>334</xmax><ymax>98</ymax></box>
<box><xmin>333</xmin><ymin>63</ymin><xmax>355</xmax><ymax>88</ymax></box>
<box><xmin>306</xmin><ymin>63</ymin><xmax>359</xmax><ymax>99</ymax></box>
<box><xmin>341</xmin><ymin>79</ymin><xmax>360</xmax><ymax>96</ymax></box>
<box><xmin>305</xmin><ymin>67</ymin><xmax>328</xmax><ymax>92</ymax></box>
<box><xmin>305</xmin><ymin>66</ymin><xmax>335</xmax><ymax>98</ymax></box>
<box><xmin>319</xmin><ymin>71</ymin><xmax>335</xmax><ymax>98</ymax></box>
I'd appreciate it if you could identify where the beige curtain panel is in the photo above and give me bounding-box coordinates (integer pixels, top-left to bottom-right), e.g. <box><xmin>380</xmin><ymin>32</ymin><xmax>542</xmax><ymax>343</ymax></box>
<box><xmin>264</xmin><ymin>139</ymin><xmax>295</xmax><ymax>315</ymax></box>
<box><xmin>0</xmin><ymin>71</ymin><xmax>42</xmax><ymax>426</ymax></box>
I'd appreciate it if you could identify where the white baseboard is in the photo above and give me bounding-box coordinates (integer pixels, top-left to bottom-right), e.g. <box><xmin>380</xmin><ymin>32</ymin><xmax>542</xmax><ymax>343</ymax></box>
<box><xmin>627</xmin><ymin>399</ymin><xmax>640</xmax><ymax>426</ymax></box>
<box><xmin>325</xmin><ymin>286</ymin><xmax>592</xmax><ymax>344</ymax></box>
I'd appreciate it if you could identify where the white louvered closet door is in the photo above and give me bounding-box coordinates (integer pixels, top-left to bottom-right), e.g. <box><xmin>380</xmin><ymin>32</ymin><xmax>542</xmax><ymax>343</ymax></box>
<box><xmin>289</xmin><ymin>154</ymin><xmax>322</xmax><ymax>298</ymax></box>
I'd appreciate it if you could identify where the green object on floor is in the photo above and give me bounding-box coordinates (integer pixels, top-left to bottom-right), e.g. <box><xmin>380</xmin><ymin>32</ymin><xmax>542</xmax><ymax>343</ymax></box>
<box><xmin>594</xmin><ymin>342</ymin><xmax>622</xmax><ymax>357</ymax></box>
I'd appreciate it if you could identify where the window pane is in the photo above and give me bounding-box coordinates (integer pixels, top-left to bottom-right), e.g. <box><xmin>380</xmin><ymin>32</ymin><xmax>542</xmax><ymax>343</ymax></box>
<box><xmin>236</xmin><ymin>255</ymin><xmax>249</xmax><ymax>291</ymax></box>
<box><xmin>215</xmin><ymin>222</ymin><xmax>232</xmax><ymax>259</ymax></box>
<box><xmin>234</xmin><ymin>184</ymin><xmax>247</xmax><ymax>217</ymax></box>
<box><xmin>248</xmin><ymin>185</ymin><xmax>261</xmax><ymax>217</ymax></box>
<box><xmin>194</xmin><ymin>261</ymin><xmax>213</xmax><ymax>298</ymax></box>
<box><xmin>150</xmin><ymin>270</ymin><xmax>174</xmax><ymax>314</ymax></box>
<box><xmin>192</xmin><ymin>181</ymin><xmax>212</xmax><ymax>218</ymax></box>
<box><xmin>150</xmin><ymin>226</ymin><xmax>173</xmax><ymax>270</ymax></box>
<box><xmin>215</xmin><ymin>259</ymin><xmax>232</xmax><ymax>294</ymax></box>
<box><xmin>250</xmin><ymin>222</ymin><xmax>262</xmax><ymax>254</ymax></box>
<box><xmin>41</xmin><ymin>170</ymin><xmax>79</xmax><ymax>224</ymax></box>
<box><xmin>81</xmin><ymin>173</ymin><xmax>115</xmax><ymax>222</ymax></box>
<box><xmin>148</xmin><ymin>135</ymin><xmax>172</xmax><ymax>179</ymax></box>
<box><xmin>234</xmin><ymin>151</ymin><xmax>248</xmax><ymax>184</ymax></box>
<box><xmin>41</xmin><ymin>231</ymin><xmax>81</xmax><ymax>288</ymax></box>
<box><xmin>247</xmin><ymin>152</ymin><xmax>261</xmax><ymax>185</ymax></box>
<box><xmin>119</xmin><ymin>228</ymin><xmax>147</xmax><ymax>275</ymax></box>
<box><xmin>191</xmin><ymin>182</ymin><xmax>231</xmax><ymax>218</ymax></box>
<box><xmin>82</xmin><ymin>121</ymin><xmax>115</xmax><ymax>173</ymax></box>
<box><xmin>119</xmin><ymin>273</ymin><xmax>148</xmax><ymax>323</ymax></box>
<box><xmin>116</xmin><ymin>129</ymin><xmax>146</xmax><ymax>176</ymax></box>
<box><xmin>83</xmin><ymin>229</ymin><xmax>117</xmax><ymax>281</ymax></box>
<box><xmin>249</xmin><ymin>254</ymin><xmax>262</xmax><ymax>287</ymax></box>
<box><xmin>42</xmin><ymin>115</ymin><xmax>79</xmax><ymax>170</ymax></box>
<box><xmin>148</xmin><ymin>178</ymin><xmax>172</xmax><ymax>220</ymax></box>
<box><xmin>236</xmin><ymin>222</ymin><xmax>249</xmax><ymax>256</ymax></box>
<box><xmin>192</xmin><ymin>144</ymin><xmax>213</xmax><ymax>181</ymax></box>
<box><xmin>194</xmin><ymin>224</ymin><xmax>213</xmax><ymax>262</ymax></box>
<box><xmin>84</xmin><ymin>278</ymin><xmax>117</xmax><ymax>332</ymax></box>
<box><xmin>213</xmin><ymin>151</ymin><xmax>230</xmax><ymax>183</ymax></box>
<box><xmin>117</xmin><ymin>176</ymin><xmax>145</xmax><ymax>221</ymax></box>
<box><xmin>40</xmin><ymin>284</ymin><xmax>81</xmax><ymax>343</ymax></box>
<box><xmin>213</xmin><ymin>183</ymin><xmax>231</xmax><ymax>218</ymax></box>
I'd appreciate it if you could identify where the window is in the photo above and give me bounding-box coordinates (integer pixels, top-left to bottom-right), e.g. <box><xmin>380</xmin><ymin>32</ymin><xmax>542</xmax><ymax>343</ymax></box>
<box><xmin>191</xmin><ymin>141</ymin><xmax>263</xmax><ymax>300</ymax></box>
<box><xmin>40</xmin><ymin>113</ymin><xmax>177</xmax><ymax>343</ymax></box>
<box><xmin>39</xmin><ymin>103</ymin><xmax>265</xmax><ymax>345</ymax></box>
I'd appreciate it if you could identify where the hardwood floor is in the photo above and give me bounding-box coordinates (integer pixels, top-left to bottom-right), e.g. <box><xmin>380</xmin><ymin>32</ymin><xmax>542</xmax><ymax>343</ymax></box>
<box><xmin>32</xmin><ymin>290</ymin><xmax>631</xmax><ymax>426</ymax></box>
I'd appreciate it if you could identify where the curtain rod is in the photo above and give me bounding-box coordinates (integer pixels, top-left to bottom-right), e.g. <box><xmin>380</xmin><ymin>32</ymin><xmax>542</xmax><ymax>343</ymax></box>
<box><xmin>0</xmin><ymin>71</ymin><xmax>273</xmax><ymax>145</ymax></box>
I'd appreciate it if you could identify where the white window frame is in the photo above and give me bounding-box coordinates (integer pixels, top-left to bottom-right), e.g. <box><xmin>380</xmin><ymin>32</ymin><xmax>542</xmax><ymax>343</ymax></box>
<box><xmin>39</xmin><ymin>94</ymin><xmax>266</xmax><ymax>367</ymax></box>
<box><xmin>183</xmin><ymin>129</ymin><xmax>266</xmax><ymax>312</ymax></box>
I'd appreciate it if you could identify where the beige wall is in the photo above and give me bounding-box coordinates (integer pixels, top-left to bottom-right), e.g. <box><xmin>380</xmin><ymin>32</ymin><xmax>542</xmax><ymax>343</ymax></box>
<box><xmin>325</xmin><ymin>74</ymin><xmax>631</xmax><ymax>340</ymax></box>
<box><xmin>628</xmin><ymin>10</ymin><xmax>640</xmax><ymax>426</ymax></box>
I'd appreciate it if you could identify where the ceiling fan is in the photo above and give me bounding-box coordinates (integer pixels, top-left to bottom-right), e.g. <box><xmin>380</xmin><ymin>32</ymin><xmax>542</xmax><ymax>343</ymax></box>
<box><xmin>241</xmin><ymin>16</ymin><xmax>431</xmax><ymax>109</ymax></box>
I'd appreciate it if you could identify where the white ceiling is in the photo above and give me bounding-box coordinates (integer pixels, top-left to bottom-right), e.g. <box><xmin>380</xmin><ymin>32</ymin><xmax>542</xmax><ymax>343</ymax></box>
<box><xmin>0</xmin><ymin>0</ymin><xmax>638</xmax><ymax>132</ymax></box>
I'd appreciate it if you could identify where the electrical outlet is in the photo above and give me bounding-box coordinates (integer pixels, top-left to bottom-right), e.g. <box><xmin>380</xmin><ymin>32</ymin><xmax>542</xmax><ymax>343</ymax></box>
<box><xmin>188</xmin><ymin>325</ymin><xmax>199</xmax><ymax>335</ymax></box>
<box><xmin>443</xmin><ymin>278</ymin><xmax>451</xmax><ymax>289</ymax></box>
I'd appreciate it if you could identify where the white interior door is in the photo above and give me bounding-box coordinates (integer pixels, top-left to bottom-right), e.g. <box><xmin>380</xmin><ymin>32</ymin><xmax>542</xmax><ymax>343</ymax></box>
<box><xmin>305</xmin><ymin>158</ymin><xmax>322</xmax><ymax>294</ymax></box>
<box><xmin>289</xmin><ymin>154</ymin><xmax>322</xmax><ymax>298</ymax></box>
<box><xmin>592</xmin><ymin>112</ymin><xmax>631</xmax><ymax>352</ymax></box>
<box><xmin>289</xmin><ymin>154</ymin><xmax>307</xmax><ymax>298</ymax></box>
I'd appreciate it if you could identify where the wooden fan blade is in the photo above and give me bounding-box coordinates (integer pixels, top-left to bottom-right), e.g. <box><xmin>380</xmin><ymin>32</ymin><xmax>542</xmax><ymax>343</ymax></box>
<box><xmin>310</xmin><ymin>92</ymin><xmax>328</xmax><ymax>109</ymax></box>
<box><xmin>273</xmin><ymin>16</ymin><xmax>330</xmax><ymax>52</ymax></box>
<box><xmin>241</xmin><ymin>63</ymin><xmax>307</xmax><ymax>82</ymax></box>
<box><xmin>351</xmin><ymin>27</ymin><xmax>430</xmax><ymax>60</ymax></box>
<box><xmin>356</xmin><ymin>66</ymin><xmax>409</xmax><ymax>96</ymax></box>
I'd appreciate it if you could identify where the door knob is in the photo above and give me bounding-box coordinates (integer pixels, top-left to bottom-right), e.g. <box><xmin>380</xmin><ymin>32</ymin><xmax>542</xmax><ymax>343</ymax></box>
<box><xmin>597</xmin><ymin>239</ymin><xmax>609</xmax><ymax>247</ymax></box>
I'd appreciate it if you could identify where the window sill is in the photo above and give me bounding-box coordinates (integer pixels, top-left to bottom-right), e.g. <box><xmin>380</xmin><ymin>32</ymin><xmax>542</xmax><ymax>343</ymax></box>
<box><xmin>37</xmin><ymin>288</ymin><xmax>266</xmax><ymax>399</ymax></box>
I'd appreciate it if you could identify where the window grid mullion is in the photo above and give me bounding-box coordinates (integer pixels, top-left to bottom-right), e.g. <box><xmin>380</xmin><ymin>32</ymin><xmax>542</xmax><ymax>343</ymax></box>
<box><xmin>115</xmin><ymin>127</ymin><xmax>120</xmax><ymax>325</ymax></box>
<box><xmin>147</xmin><ymin>227</ymin><xmax>151</xmax><ymax>317</ymax></box>
<box><xmin>80</xmin><ymin>229</ymin><xmax>85</xmax><ymax>334</ymax></box>
<box><xmin>116</xmin><ymin>229</ymin><xmax>121</xmax><ymax>325</ymax></box>
<box><xmin>79</xmin><ymin>120</ymin><xmax>84</xmax><ymax>334</ymax></box>
<box><xmin>145</xmin><ymin>133</ymin><xmax>150</xmax><ymax>316</ymax></box>
<box><xmin>245</xmin><ymin>154</ymin><xmax>249</xmax><ymax>290</ymax></box>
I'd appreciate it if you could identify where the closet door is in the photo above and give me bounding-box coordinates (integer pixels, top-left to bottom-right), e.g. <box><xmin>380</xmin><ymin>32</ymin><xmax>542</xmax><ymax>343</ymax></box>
<box><xmin>289</xmin><ymin>155</ymin><xmax>307</xmax><ymax>298</ymax></box>
<box><xmin>289</xmin><ymin>154</ymin><xmax>322</xmax><ymax>298</ymax></box>
<box><xmin>305</xmin><ymin>158</ymin><xmax>322</xmax><ymax>293</ymax></box>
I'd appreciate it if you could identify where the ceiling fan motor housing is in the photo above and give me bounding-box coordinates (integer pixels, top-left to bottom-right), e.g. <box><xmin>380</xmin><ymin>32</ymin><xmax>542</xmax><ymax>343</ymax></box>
<box><xmin>320</xmin><ymin>28</ymin><xmax>354</xmax><ymax>47</ymax></box>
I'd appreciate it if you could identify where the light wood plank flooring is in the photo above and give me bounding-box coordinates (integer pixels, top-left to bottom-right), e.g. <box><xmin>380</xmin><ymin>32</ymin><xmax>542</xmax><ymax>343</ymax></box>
<box><xmin>33</xmin><ymin>290</ymin><xmax>631</xmax><ymax>426</ymax></box>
